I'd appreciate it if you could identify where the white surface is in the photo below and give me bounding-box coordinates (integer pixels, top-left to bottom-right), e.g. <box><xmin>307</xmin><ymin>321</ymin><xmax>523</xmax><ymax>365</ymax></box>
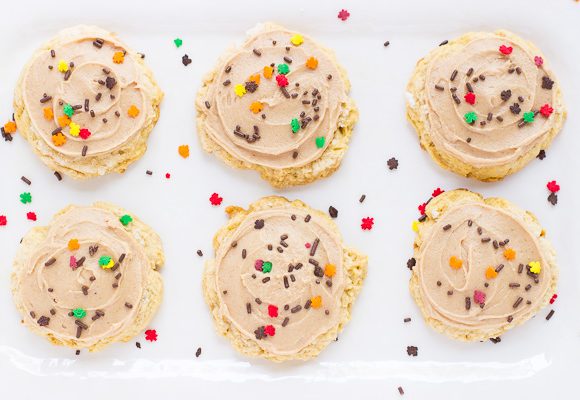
<box><xmin>0</xmin><ymin>0</ymin><xmax>578</xmax><ymax>398</ymax></box>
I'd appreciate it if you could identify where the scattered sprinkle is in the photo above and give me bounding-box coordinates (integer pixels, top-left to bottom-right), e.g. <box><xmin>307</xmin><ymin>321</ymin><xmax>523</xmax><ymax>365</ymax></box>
<box><xmin>249</xmin><ymin>101</ymin><xmax>263</xmax><ymax>114</ymax></box>
<box><xmin>72</xmin><ymin>308</ymin><xmax>86</xmax><ymax>319</ymax></box>
<box><xmin>449</xmin><ymin>256</ymin><xmax>463</xmax><ymax>269</ymax></box>
<box><xmin>486</xmin><ymin>266</ymin><xmax>498</xmax><ymax>279</ymax></box>
<box><xmin>0</xmin><ymin>216</ymin><xmax>7</xmax><ymax>226</ymax></box>
<box><xmin>387</xmin><ymin>157</ymin><xmax>398</xmax><ymax>170</ymax></box>
<box><xmin>290</xmin><ymin>34</ymin><xmax>304</xmax><ymax>46</ymax></box>
<box><xmin>503</xmin><ymin>248</ymin><xmax>516</xmax><ymax>260</ymax></box>
<box><xmin>547</xmin><ymin>180</ymin><xmax>560</xmax><ymax>193</ymax></box>
<box><xmin>534</xmin><ymin>56</ymin><xmax>544</xmax><ymax>67</ymax></box>
<box><xmin>234</xmin><ymin>84</ymin><xmax>246</xmax><ymax>96</ymax></box>
<box><xmin>26</xmin><ymin>212</ymin><xmax>37</xmax><ymax>221</ymax></box>
<box><xmin>315</xmin><ymin>136</ymin><xmax>325</xmax><ymax>148</ymax></box>
<box><xmin>174</xmin><ymin>38</ymin><xmax>183</xmax><ymax>48</ymax></box>
<box><xmin>464</xmin><ymin>111</ymin><xmax>478</xmax><ymax>124</ymax></box>
<box><xmin>209</xmin><ymin>193</ymin><xmax>223</xmax><ymax>206</ymax></box>
<box><xmin>499</xmin><ymin>45</ymin><xmax>513</xmax><ymax>55</ymax></box>
<box><xmin>361</xmin><ymin>217</ymin><xmax>374</xmax><ymax>230</ymax></box>
<box><xmin>19</xmin><ymin>192</ymin><xmax>32</xmax><ymax>204</ymax></box>
<box><xmin>305</xmin><ymin>57</ymin><xmax>318</xmax><ymax>70</ymax></box>
<box><xmin>112</xmin><ymin>51</ymin><xmax>125</xmax><ymax>64</ymax></box>
<box><xmin>432</xmin><ymin>188</ymin><xmax>444</xmax><ymax>197</ymax></box>
<box><xmin>57</xmin><ymin>60</ymin><xmax>69</xmax><ymax>72</ymax></box>
<box><xmin>68</xmin><ymin>239</ymin><xmax>80</xmax><ymax>251</ymax></box>
<box><xmin>145</xmin><ymin>329</ymin><xmax>158</xmax><ymax>342</ymax></box>
<box><xmin>529</xmin><ymin>261</ymin><xmax>541</xmax><ymax>274</ymax></box>
<box><xmin>119</xmin><ymin>214</ymin><xmax>133</xmax><ymax>226</ymax></box>
<box><xmin>52</xmin><ymin>132</ymin><xmax>66</xmax><ymax>146</ymax></box>
<box><xmin>182</xmin><ymin>54</ymin><xmax>192</xmax><ymax>66</ymax></box>
<box><xmin>178</xmin><ymin>144</ymin><xmax>190</xmax><ymax>158</ymax></box>
<box><xmin>127</xmin><ymin>105</ymin><xmax>140</xmax><ymax>118</ymax></box>
<box><xmin>338</xmin><ymin>9</ymin><xmax>350</xmax><ymax>21</ymax></box>
<box><xmin>540</xmin><ymin>104</ymin><xmax>554</xmax><ymax>117</ymax></box>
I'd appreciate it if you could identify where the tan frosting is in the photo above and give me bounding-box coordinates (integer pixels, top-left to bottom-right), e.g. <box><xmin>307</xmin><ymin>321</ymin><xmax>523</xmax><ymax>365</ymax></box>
<box><xmin>21</xmin><ymin>26</ymin><xmax>154</xmax><ymax>158</ymax></box>
<box><xmin>425</xmin><ymin>33</ymin><xmax>558</xmax><ymax>167</ymax></box>
<box><xmin>200</xmin><ymin>24</ymin><xmax>350</xmax><ymax>169</ymax></box>
<box><xmin>18</xmin><ymin>206</ymin><xmax>148</xmax><ymax>347</ymax></box>
<box><xmin>417</xmin><ymin>203</ymin><xmax>552</xmax><ymax>332</ymax></box>
<box><xmin>215</xmin><ymin>207</ymin><xmax>345</xmax><ymax>355</ymax></box>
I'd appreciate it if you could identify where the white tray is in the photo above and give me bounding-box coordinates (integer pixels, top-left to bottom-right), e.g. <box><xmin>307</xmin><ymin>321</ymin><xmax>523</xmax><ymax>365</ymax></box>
<box><xmin>0</xmin><ymin>0</ymin><xmax>578</xmax><ymax>398</ymax></box>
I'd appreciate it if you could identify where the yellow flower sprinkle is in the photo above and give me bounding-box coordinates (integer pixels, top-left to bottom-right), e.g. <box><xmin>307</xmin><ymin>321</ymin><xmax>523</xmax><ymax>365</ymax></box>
<box><xmin>57</xmin><ymin>60</ymin><xmax>69</xmax><ymax>72</ymax></box>
<box><xmin>234</xmin><ymin>84</ymin><xmax>246</xmax><ymax>97</ymax></box>
<box><xmin>411</xmin><ymin>220</ymin><xmax>419</xmax><ymax>232</ymax></box>
<box><xmin>69</xmin><ymin>122</ymin><xmax>80</xmax><ymax>137</ymax></box>
<box><xmin>529</xmin><ymin>261</ymin><xmax>541</xmax><ymax>274</ymax></box>
<box><xmin>290</xmin><ymin>34</ymin><xmax>304</xmax><ymax>46</ymax></box>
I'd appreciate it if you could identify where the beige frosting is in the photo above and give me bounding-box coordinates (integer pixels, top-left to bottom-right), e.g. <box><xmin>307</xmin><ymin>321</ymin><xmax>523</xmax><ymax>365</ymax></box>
<box><xmin>215</xmin><ymin>207</ymin><xmax>345</xmax><ymax>355</ymax></box>
<box><xmin>199</xmin><ymin>25</ymin><xmax>350</xmax><ymax>169</ymax></box>
<box><xmin>17</xmin><ymin>206</ymin><xmax>149</xmax><ymax>348</ymax></box>
<box><xmin>425</xmin><ymin>33</ymin><xmax>558</xmax><ymax>167</ymax></box>
<box><xmin>21</xmin><ymin>26</ymin><xmax>154</xmax><ymax>158</ymax></box>
<box><xmin>417</xmin><ymin>202</ymin><xmax>552</xmax><ymax>332</ymax></box>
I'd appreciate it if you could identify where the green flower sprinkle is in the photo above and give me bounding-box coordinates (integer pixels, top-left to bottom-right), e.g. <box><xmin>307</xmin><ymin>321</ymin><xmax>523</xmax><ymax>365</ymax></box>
<box><xmin>174</xmin><ymin>38</ymin><xmax>183</xmax><ymax>48</ymax></box>
<box><xmin>20</xmin><ymin>192</ymin><xmax>32</xmax><ymax>204</ymax></box>
<box><xmin>63</xmin><ymin>103</ymin><xmax>74</xmax><ymax>118</ymax></box>
<box><xmin>290</xmin><ymin>118</ymin><xmax>300</xmax><ymax>133</ymax></box>
<box><xmin>262</xmin><ymin>261</ymin><xmax>272</xmax><ymax>273</ymax></box>
<box><xmin>315</xmin><ymin>136</ymin><xmax>326</xmax><ymax>149</ymax></box>
<box><xmin>119</xmin><ymin>214</ymin><xmax>133</xmax><ymax>226</ymax></box>
<box><xmin>464</xmin><ymin>111</ymin><xmax>478</xmax><ymax>124</ymax></box>
<box><xmin>72</xmin><ymin>308</ymin><xmax>86</xmax><ymax>319</ymax></box>
<box><xmin>98</xmin><ymin>255</ymin><xmax>112</xmax><ymax>267</ymax></box>
<box><xmin>523</xmin><ymin>111</ymin><xmax>535</xmax><ymax>123</ymax></box>
<box><xmin>277</xmin><ymin>63</ymin><xmax>290</xmax><ymax>75</ymax></box>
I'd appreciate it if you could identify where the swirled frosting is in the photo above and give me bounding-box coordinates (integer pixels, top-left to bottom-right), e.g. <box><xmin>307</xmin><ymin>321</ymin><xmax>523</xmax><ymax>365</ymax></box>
<box><xmin>199</xmin><ymin>24</ymin><xmax>350</xmax><ymax>169</ymax></box>
<box><xmin>215</xmin><ymin>207</ymin><xmax>345</xmax><ymax>355</ymax></box>
<box><xmin>20</xmin><ymin>26</ymin><xmax>156</xmax><ymax>158</ymax></box>
<box><xmin>15</xmin><ymin>206</ymin><xmax>150</xmax><ymax>348</ymax></box>
<box><xmin>417</xmin><ymin>202</ymin><xmax>553</xmax><ymax>332</ymax></box>
<box><xmin>425</xmin><ymin>32</ymin><xmax>559</xmax><ymax>168</ymax></box>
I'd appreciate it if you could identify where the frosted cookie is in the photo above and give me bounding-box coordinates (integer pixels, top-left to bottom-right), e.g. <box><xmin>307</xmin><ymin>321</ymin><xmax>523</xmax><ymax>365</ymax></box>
<box><xmin>14</xmin><ymin>25</ymin><xmax>163</xmax><ymax>178</ymax></box>
<box><xmin>196</xmin><ymin>23</ymin><xmax>358</xmax><ymax>188</ymax></box>
<box><xmin>11</xmin><ymin>202</ymin><xmax>164</xmax><ymax>351</ymax></box>
<box><xmin>409</xmin><ymin>189</ymin><xmax>558</xmax><ymax>341</ymax></box>
<box><xmin>203</xmin><ymin>196</ymin><xmax>367</xmax><ymax>361</ymax></box>
<box><xmin>406</xmin><ymin>31</ymin><xmax>566</xmax><ymax>181</ymax></box>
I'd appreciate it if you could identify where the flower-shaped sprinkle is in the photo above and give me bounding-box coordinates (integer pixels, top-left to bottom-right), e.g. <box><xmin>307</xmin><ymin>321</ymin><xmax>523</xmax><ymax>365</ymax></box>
<box><xmin>529</xmin><ymin>261</ymin><xmax>541</xmax><ymax>274</ymax></box>
<box><xmin>485</xmin><ymin>266</ymin><xmax>498</xmax><ymax>279</ymax></box>
<box><xmin>127</xmin><ymin>105</ymin><xmax>140</xmax><ymax>118</ymax></box>
<box><xmin>145</xmin><ymin>329</ymin><xmax>158</xmax><ymax>342</ymax></box>
<box><xmin>499</xmin><ymin>45</ymin><xmax>513</xmax><ymax>55</ymax></box>
<box><xmin>263</xmin><ymin>325</ymin><xmax>276</xmax><ymax>336</ymax></box>
<box><xmin>112</xmin><ymin>51</ymin><xmax>125</xmax><ymax>64</ymax></box>
<box><xmin>209</xmin><ymin>193</ymin><xmax>223</xmax><ymax>206</ymax></box>
<box><xmin>52</xmin><ymin>132</ymin><xmax>66</xmax><ymax>146</ymax></box>
<box><xmin>99</xmin><ymin>255</ymin><xmax>114</xmax><ymax>269</ymax></box>
<box><xmin>432</xmin><ymin>188</ymin><xmax>444</xmax><ymax>197</ymax></box>
<box><xmin>268</xmin><ymin>305</ymin><xmax>278</xmax><ymax>318</ymax></box>
<box><xmin>43</xmin><ymin>107</ymin><xmax>54</xmax><ymax>120</ymax></box>
<box><xmin>275</xmin><ymin>74</ymin><xmax>289</xmax><ymax>87</ymax></box>
<box><xmin>547</xmin><ymin>180</ymin><xmax>560</xmax><ymax>193</ymax></box>
<box><xmin>78</xmin><ymin>128</ymin><xmax>91</xmax><ymax>140</ymax></box>
<box><xmin>464</xmin><ymin>92</ymin><xmax>476</xmax><ymax>105</ymax></box>
<box><xmin>411</xmin><ymin>220</ymin><xmax>419</xmax><ymax>232</ymax></box>
<box><xmin>63</xmin><ymin>103</ymin><xmax>74</xmax><ymax>117</ymax></box>
<box><xmin>57</xmin><ymin>115</ymin><xmax>71</xmax><ymax>127</ymax></box>
<box><xmin>250</xmin><ymin>101</ymin><xmax>263</xmax><ymax>114</ymax></box>
<box><xmin>277</xmin><ymin>63</ymin><xmax>290</xmax><ymax>75</ymax></box>
<box><xmin>254</xmin><ymin>259</ymin><xmax>264</xmax><ymax>271</ymax></box>
<box><xmin>178</xmin><ymin>144</ymin><xmax>190</xmax><ymax>158</ymax></box>
<box><xmin>310</xmin><ymin>296</ymin><xmax>322</xmax><ymax>309</ymax></box>
<box><xmin>473</xmin><ymin>290</ymin><xmax>486</xmax><ymax>304</ymax></box>
<box><xmin>174</xmin><ymin>38</ymin><xmax>183</xmax><ymax>48</ymax></box>
<box><xmin>305</xmin><ymin>57</ymin><xmax>318</xmax><ymax>70</ymax></box>
<box><xmin>248</xmin><ymin>74</ymin><xmax>261</xmax><ymax>85</ymax></box>
<box><xmin>262</xmin><ymin>261</ymin><xmax>273</xmax><ymax>273</ymax></box>
<box><xmin>234</xmin><ymin>84</ymin><xmax>247</xmax><ymax>96</ymax></box>
<box><xmin>503</xmin><ymin>248</ymin><xmax>516</xmax><ymax>260</ymax></box>
<box><xmin>361</xmin><ymin>217</ymin><xmax>374</xmax><ymax>230</ymax></box>
<box><xmin>263</xmin><ymin>65</ymin><xmax>274</xmax><ymax>79</ymax></box>
<box><xmin>119</xmin><ymin>214</ymin><xmax>133</xmax><ymax>226</ymax></box>
<box><xmin>315</xmin><ymin>136</ymin><xmax>325</xmax><ymax>148</ymax></box>
<box><xmin>540</xmin><ymin>104</ymin><xmax>554</xmax><ymax>117</ymax></box>
<box><xmin>57</xmin><ymin>60</ymin><xmax>69</xmax><ymax>72</ymax></box>
<box><xmin>3</xmin><ymin>121</ymin><xmax>16</xmax><ymax>133</ymax></box>
<box><xmin>534</xmin><ymin>56</ymin><xmax>544</xmax><ymax>67</ymax></box>
<box><xmin>338</xmin><ymin>9</ymin><xmax>350</xmax><ymax>21</ymax></box>
<box><xmin>464</xmin><ymin>111</ymin><xmax>478</xmax><ymax>124</ymax></box>
<box><xmin>290</xmin><ymin>34</ymin><xmax>304</xmax><ymax>46</ymax></box>
<box><xmin>523</xmin><ymin>111</ymin><xmax>535</xmax><ymax>123</ymax></box>
<box><xmin>418</xmin><ymin>203</ymin><xmax>427</xmax><ymax>215</ymax></box>
<box><xmin>324</xmin><ymin>264</ymin><xmax>336</xmax><ymax>277</ymax></box>
<box><xmin>0</xmin><ymin>216</ymin><xmax>7</xmax><ymax>226</ymax></box>
<box><xmin>20</xmin><ymin>192</ymin><xmax>32</xmax><ymax>204</ymax></box>
<box><xmin>449</xmin><ymin>256</ymin><xmax>463</xmax><ymax>269</ymax></box>
<box><xmin>290</xmin><ymin>118</ymin><xmax>300</xmax><ymax>133</ymax></box>
<box><xmin>27</xmin><ymin>212</ymin><xmax>37</xmax><ymax>221</ymax></box>
<box><xmin>69</xmin><ymin>122</ymin><xmax>80</xmax><ymax>137</ymax></box>
<box><xmin>68</xmin><ymin>239</ymin><xmax>80</xmax><ymax>251</ymax></box>
<box><xmin>72</xmin><ymin>308</ymin><xmax>86</xmax><ymax>319</ymax></box>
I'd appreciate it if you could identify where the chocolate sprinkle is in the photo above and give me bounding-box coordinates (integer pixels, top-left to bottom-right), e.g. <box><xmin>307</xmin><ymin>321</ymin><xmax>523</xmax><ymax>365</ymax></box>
<box><xmin>406</xmin><ymin>346</ymin><xmax>418</xmax><ymax>357</ymax></box>
<box><xmin>328</xmin><ymin>206</ymin><xmax>338</xmax><ymax>218</ymax></box>
<box><xmin>546</xmin><ymin>310</ymin><xmax>555</xmax><ymax>321</ymax></box>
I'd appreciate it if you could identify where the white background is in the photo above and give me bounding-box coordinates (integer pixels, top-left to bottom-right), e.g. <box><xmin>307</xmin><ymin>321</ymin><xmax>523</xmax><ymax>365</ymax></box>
<box><xmin>0</xmin><ymin>0</ymin><xmax>578</xmax><ymax>398</ymax></box>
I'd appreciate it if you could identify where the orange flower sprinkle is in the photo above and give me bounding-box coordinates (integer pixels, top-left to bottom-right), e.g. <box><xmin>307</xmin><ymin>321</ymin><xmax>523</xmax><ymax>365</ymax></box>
<box><xmin>503</xmin><ymin>248</ymin><xmax>516</xmax><ymax>260</ymax></box>
<box><xmin>112</xmin><ymin>51</ymin><xmax>125</xmax><ymax>64</ymax></box>
<box><xmin>43</xmin><ymin>107</ymin><xmax>54</xmax><ymax>120</ymax></box>
<box><xmin>249</xmin><ymin>101</ymin><xmax>263</xmax><ymax>114</ymax></box>
<box><xmin>249</xmin><ymin>73</ymin><xmax>261</xmax><ymax>85</ymax></box>
<box><xmin>57</xmin><ymin>115</ymin><xmax>71</xmax><ymax>127</ymax></box>
<box><xmin>324</xmin><ymin>264</ymin><xmax>336</xmax><ymax>277</ymax></box>
<box><xmin>68</xmin><ymin>239</ymin><xmax>80</xmax><ymax>251</ymax></box>
<box><xmin>305</xmin><ymin>56</ymin><xmax>319</xmax><ymax>70</ymax></box>
<box><xmin>178</xmin><ymin>144</ymin><xmax>190</xmax><ymax>158</ymax></box>
<box><xmin>263</xmin><ymin>65</ymin><xmax>274</xmax><ymax>79</ymax></box>
<box><xmin>52</xmin><ymin>132</ymin><xmax>66</xmax><ymax>146</ymax></box>
<box><xmin>449</xmin><ymin>256</ymin><xmax>463</xmax><ymax>269</ymax></box>
<box><xmin>127</xmin><ymin>105</ymin><xmax>140</xmax><ymax>118</ymax></box>
<box><xmin>310</xmin><ymin>296</ymin><xmax>322</xmax><ymax>309</ymax></box>
<box><xmin>486</xmin><ymin>266</ymin><xmax>498</xmax><ymax>279</ymax></box>
<box><xmin>3</xmin><ymin>121</ymin><xmax>16</xmax><ymax>134</ymax></box>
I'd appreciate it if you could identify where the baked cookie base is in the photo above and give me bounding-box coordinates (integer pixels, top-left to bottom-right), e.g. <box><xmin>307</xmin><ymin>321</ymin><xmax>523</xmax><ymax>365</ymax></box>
<box><xmin>202</xmin><ymin>196</ymin><xmax>368</xmax><ymax>361</ymax></box>
<box><xmin>409</xmin><ymin>189</ymin><xmax>558</xmax><ymax>341</ymax></box>
<box><xmin>13</xmin><ymin>25</ymin><xmax>164</xmax><ymax>179</ymax></box>
<box><xmin>406</xmin><ymin>30</ymin><xmax>566</xmax><ymax>181</ymax></box>
<box><xmin>195</xmin><ymin>23</ymin><xmax>358</xmax><ymax>189</ymax></box>
<box><xmin>11</xmin><ymin>202</ymin><xmax>164</xmax><ymax>352</ymax></box>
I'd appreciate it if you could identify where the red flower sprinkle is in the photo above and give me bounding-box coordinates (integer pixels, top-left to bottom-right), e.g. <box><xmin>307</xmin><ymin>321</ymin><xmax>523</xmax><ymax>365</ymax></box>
<box><xmin>165</xmin><ymin>173</ymin><xmax>171</xmax><ymax>179</ymax></box>
<box><xmin>276</xmin><ymin>74</ymin><xmax>288</xmax><ymax>87</ymax></box>
<box><xmin>361</xmin><ymin>217</ymin><xmax>374</xmax><ymax>230</ymax></box>
<box><xmin>268</xmin><ymin>305</ymin><xmax>278</xmax><ymax>318</ymax></box>
<box><xmin>473</xmin><ymin>290</ymin><xmax>486</xmax><ymax>304</ymax></box>
<box><xmin>540</xmin><ymin>104</ymin><xmax>554</xmax><ymax>117</ymax></box>
<box><xmin>338</xmin><ymin>9</ymin><xmax>350</xmax><ymax>21</ymax></box>
<box><xmin>549</xmin><ymin>294</ymin><xmax>558</xmax><ymax>304</ymax></box>
<box><xmin>464</xmin><ymin>92</ymin><xmax>476</xmax><ymax>105</ymax></box>
<box><xmin>432</xmin><ymin>188</ymin><xmax>444</xmax><ymax>197</ymax></box>
<box><xmin>79</xmin><ymin>128</ymin><xmax>91</xmax><ymax>140</ymax></box>
<box><xmin>26</xmin><ymin>212</ymin><xmax>37</xmax><ymax>221</ymax></box>
<box><xmin>264</xmin><ymin>325</ymin><xmax>276</xmax><ymax>336</ymax></box>
<box><xmin>0</xmin><ymin>215</ymin><xmax>6</xmax><ymax>226</ymax></box>
<box><xmin>534</xmin><ymin>56</ymin><xmax>544</xmax><ymax>67</ymax></box>
<box><xmin>418</xmin><ymin>203</ymin><xmax>427</xmax><ymax>215</ymax></box>
<box><xmin>547</xmin><ymin>180</ymin><xmax>560</xmax><ymax>193</ymax></box>
<box><xmin>145</xmin><ymin>329</ymin><xmax>158</xmax><ymax>342</ymax></box>
<box><xmin>209</xmin><ymin>193</ymin><xmax>223</xmax><ymax>206</ymax></box>
<box><xmin>499</xmin><ymin>45</ymin><xmax>513</xmax><ymax>55</ymax></box>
